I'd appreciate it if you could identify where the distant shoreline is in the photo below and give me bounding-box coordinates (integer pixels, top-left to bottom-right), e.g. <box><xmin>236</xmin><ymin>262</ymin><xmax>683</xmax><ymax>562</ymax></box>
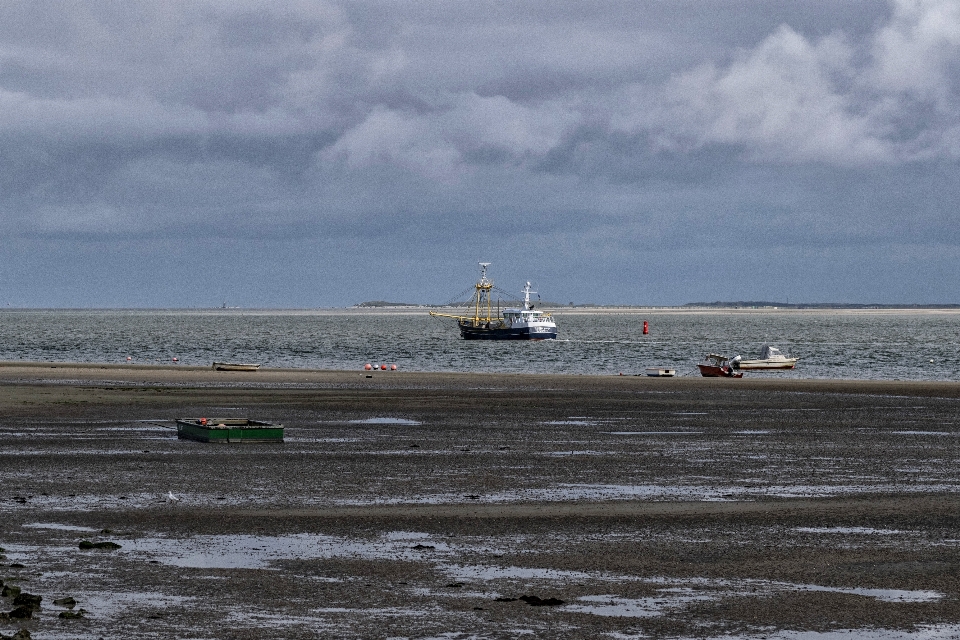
<box><xmin>2</xmin><ymin>306</ymin><xmax>960</xmax><ymax>316</ymax></box>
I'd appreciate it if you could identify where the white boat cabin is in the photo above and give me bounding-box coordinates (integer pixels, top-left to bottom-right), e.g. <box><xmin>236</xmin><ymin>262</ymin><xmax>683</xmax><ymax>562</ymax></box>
<box><xmin>503</xmin><ymin>307</ymin><xmax>548</xmax><ymax>327</ymax></box>
<box><xmin>759</xmin><ymin>344</ymin><xmax>786</xmax><ymax>360</ymax></box>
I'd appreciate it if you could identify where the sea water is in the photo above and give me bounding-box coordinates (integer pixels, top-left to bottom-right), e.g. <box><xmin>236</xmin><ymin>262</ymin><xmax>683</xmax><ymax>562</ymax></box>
<box><xmin>0</xmin><ymin>308</ymin><xmax>957</xmax><ymax>380</ymax></box>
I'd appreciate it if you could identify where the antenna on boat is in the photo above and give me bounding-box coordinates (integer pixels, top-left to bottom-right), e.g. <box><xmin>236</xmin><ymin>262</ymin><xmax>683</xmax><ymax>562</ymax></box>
<box><xmin>478</xmin><ymin>262</ymin><xmax>491</xmax><ymax>285</ymax></box>
<box><xmin>521</xmin><ymin>281</ymin><xmax>537</xmax><ymax>310</ymax></box>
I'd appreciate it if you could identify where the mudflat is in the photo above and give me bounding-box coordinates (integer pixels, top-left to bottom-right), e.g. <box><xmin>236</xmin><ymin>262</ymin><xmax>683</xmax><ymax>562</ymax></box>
<box><xmin>2</xmin><ymin>363</ymin><xmax>959</xmax><ymax>639</ymax></box>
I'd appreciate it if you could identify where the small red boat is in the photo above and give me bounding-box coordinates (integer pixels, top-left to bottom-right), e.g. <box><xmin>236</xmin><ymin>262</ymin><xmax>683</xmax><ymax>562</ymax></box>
<box><xmin>697</xmin><ymin>354</ymin><xmax>744</xmax><ymax>378</ymax></box>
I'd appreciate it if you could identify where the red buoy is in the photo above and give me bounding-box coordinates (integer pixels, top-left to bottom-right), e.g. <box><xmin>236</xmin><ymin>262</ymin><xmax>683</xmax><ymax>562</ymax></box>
<box><xmin>643</xmin><ymin>320</ymin><xmax>649</xmax><ymax>335</ymax></box>
<box><xmin>364</xmin><ymin>363</ymin><xmax>372</xmax><ymax>371</ymax></box>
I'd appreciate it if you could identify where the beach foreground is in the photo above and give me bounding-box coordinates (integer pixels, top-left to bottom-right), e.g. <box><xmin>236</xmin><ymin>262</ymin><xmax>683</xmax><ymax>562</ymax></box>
<box><xmin>2</xmin><ymin>363</ymin><xmax>959</xmax><ymax>639</ymax></box>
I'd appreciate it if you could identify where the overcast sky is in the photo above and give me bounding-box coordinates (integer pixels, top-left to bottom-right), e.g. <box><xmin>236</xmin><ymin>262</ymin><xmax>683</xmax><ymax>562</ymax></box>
<box><xmin>2</xmin><ymin>0</ymin><xmax>959</xmax><ymax>307</ymax></box>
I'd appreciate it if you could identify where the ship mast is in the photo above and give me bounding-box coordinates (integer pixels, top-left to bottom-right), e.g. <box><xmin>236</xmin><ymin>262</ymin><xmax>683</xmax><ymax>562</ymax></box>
<box><xmin>428</xmin><ymin>261</ymin><xmax>501</xmax><ymax>326</ymax></box>
<box><xmin>521</xmin><ymin>281</ymin><xmax>536</xmax><ymax>310</ymax></box>
<box><xmin>473</xmin><ymin>262</ymin><xmax>493</xmax><ymax>323</ymax></box>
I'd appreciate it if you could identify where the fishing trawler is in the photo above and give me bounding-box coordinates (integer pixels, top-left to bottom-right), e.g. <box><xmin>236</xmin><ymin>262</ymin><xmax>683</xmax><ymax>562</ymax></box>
<box><xmin>430</xmin><ymin>263</ymin><xmax>558</xmax><ymax>340</ymax></box>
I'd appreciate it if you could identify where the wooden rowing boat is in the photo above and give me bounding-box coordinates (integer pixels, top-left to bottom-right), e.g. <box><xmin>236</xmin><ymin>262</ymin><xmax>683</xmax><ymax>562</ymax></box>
<box><xmin>212</xmin><ymin>362</ymin><xmax>261</xmax><ymax>371</ymax></box>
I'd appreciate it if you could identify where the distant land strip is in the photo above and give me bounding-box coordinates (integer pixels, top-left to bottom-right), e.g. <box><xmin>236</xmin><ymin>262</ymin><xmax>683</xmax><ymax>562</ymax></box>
<box><xmin>684</xmin><ymin>301</ymin><xmax>960</xmax><ymax>309</ymax></box>
<box><xmin>356</xmin><ymin>300</ymin><xmax>960</xmax><ymax>309</ymax></box>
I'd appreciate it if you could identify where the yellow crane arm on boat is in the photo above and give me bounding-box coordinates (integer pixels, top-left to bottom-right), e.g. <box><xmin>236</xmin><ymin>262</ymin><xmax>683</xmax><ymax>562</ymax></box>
<box><xmin>429</xmin><ymin>311</ymin><xmax>470</xmax><ymax>320</ymax></box>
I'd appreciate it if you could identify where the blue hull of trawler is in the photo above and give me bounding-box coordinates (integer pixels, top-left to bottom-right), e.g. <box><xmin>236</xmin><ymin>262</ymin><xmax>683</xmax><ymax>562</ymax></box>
<box><xmin>459</xmin><ymin>324</ymin><xmax>557</xmax><ymax>340</ymax></box>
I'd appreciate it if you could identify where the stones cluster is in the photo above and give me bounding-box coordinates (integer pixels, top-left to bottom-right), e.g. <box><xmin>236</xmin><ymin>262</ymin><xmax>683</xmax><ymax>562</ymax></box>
<box><xmin>0</xmin><ymin>544</ymin><xmax>93</xmax><ymax>640</ymax></box>
<box><xmin>0</xmin><ymin>580</ymin><xmax>36</xmax><ymax>639</ymax></box>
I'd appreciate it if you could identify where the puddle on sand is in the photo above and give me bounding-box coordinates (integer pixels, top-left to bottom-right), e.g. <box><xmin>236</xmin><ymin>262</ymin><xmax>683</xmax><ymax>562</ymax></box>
<box><xmin>20</xmin><ymin>590</ymin><xmax>196</xmax><ymax>628</ymax></box>
<box><xmin>331</xmin><ymin>483</ymin><xmax>739</xmax><ymax>506</ymax></box>
<box><xmin>23</xmin><ymin>522</ymin><xmax>98</xmax><ymax>532</ymax></box>
<box><xmin>125</xmin><ymin>532</ymin><xmax>456</xmax><ymax>569</ymax></box>
<box><xmin>312</xmin><ymin>606</ymin><xmax>441</xmax><ymax>617</ymax></box>
<box><xmin>0</xmin><ymin>492</ymin><xmax>168</xmax><ymax>514</ymax></box>
<box><xmin>696</xmin><ymin>625</ymin><xmax>960</xmax><ymax>640</ymax></box>
<box><xmin>544</xmin><ymin>417</ymin><xmax>632</xmax><ymax>426</ymax></box>
<box><xmin>78</xmin><ymin>591</ymin><xmax>195</xmax><ymax>618</ymax></box>
<box><xmin>605</xmin><ymin>431</ymin><xmax>703</xmax><ymax>435</ymax></box>
<box><xmin>0</xmin><ymin>448</ymin><xmax>153</xmax><ymax>455</ymax></box>
<box><xmin>567</xmin><ymin>580</ymin><xmax>944</xmax><ymax>622</ymax></box>
<box><xmin>224</xmin><ymin>612</ymin><xmax>336</xmax><ymax>632</ymax></box>
<box><xmin>349</xmin><ymin>417</ymin><xmax>422</xmax><ymax>425</ymax></box>
<box><xmin>442</xmin><ymin>564</ymin><xmax>595</xmax><ymax>582</ymax></box>
<box><xmin>224</xmin><ymin>605</ymin><xmax>448</xmax><ymax>632</ymax></box>
<box><xmin>493</xmin><ymin>483</ymin><xmax>734</xmax><ymax>502</ymax></box>
<box><xmin>891</xmin><ymin>431</ymin><xmax>955</xmax><ymax>436</ymax></box>
<box><xmin>566</xmin><ymin>590</ymin><xmax>712</xmax><ymax>618</ymax></box>
<box><xmin>793</xmin><ymin>584</ymin><xmax>942</xmax><ymax>603</ymax></box>
<box><xmin>795</xmin><ymin>526</ymin><xmax>902</xmax><ymax>535</ymax></box>
<box><xmin>327</xmin><ymin>478</ymin><xmax>960</xmax><ymax>507</ymax></box>
<box><xmin>543</xmin><ymin>450</ymin><xmax>609</xmax><ymax>456</ymax></box>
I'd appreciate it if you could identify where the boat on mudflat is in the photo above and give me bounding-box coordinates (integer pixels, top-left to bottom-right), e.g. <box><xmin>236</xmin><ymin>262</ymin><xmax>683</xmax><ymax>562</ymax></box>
<box><xmin>176</xmin><ymin>418</ymin><xmax>283</xmax><ymax>443</ymax></box>
<box><xmin>430</xmin><ymin>263</ymin><xmax>557</xmax><ymax>340</ymax></box>
<box><xmin>697</xmin><ymin>354</ymin><xmax>744</xmax><ymax>378</ymax></box>
<box><xmin>212</xmin><ymin>362</ymin><xmax>261</xmax><ymax>371</ymax></box>
<box><xmin>731</xmin><ymin>345</ymin><xmax>798</xmax><ymax>370</ymax></box>
<box><xmin>645</xmin><ymin>367</ymin><xmax>676</xmax><ymax>377</ymax></box>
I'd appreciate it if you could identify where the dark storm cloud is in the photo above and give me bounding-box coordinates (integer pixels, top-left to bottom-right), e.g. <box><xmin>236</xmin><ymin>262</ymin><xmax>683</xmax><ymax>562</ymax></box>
<box><xmin>1</xmin><ymin>0</ymin><xmax>959</xmax><ymax>305</ymax></box>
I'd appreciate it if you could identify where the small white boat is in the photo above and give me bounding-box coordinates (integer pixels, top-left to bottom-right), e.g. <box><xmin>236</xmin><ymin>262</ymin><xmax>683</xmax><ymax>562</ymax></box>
<box><xmin>645</xmin><ymin>367</ymin><xmax>676</xmax><ymax>377</ymax></box>
<box><xmin>732</xmin><ymin>345</ymin><xmax>798</xmax><ymax>370</ymax></box>
<box><xmin>212</xmin><ymin>362</ymin><xmax>261</xmax><ymax>371</ymax></box>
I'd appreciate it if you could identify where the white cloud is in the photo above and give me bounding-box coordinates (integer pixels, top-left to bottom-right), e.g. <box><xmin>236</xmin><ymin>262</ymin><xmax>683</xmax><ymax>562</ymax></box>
<box><xmin>322</xmin><ymin>106</ymin><xmax>463</xmax><ymax>179</ymax></box>
<box><xmin>690</xmin><ymin>25</ymin><xmax>887</xmax><ymax>163</ymax></box>
<box><xmin>34</xmin><ymin>203</ymin><xmax>134</xmax><ymax>234</ymax></box>
<box><xmin>610</xmin><ymin>0</ymin><xmax>960</xmax><ymax>165</ymax></box>
<box><xmin>0</xmin><ymin>90</ymin><xmax>205</xmax><ymax>138</ymax></box>
<box><xmin>3</xmin><ymin>0</ymin><xmax>958</xmax><ymax>170</ymax></box>
<box><xmin>322</xmin><ymin>93</ymin><xmax>578</xmax><ymax>180</ymax></box>
<box><xmin>869</xmin><ymin>0</ymin><xmax>960</xmax><ymax>101</ymax></box>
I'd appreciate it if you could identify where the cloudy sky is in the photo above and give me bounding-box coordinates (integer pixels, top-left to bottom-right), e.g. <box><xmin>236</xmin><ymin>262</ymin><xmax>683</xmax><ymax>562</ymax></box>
<box><xmin>2</xmin><ymin>0</ymin><xmax>959</xmax><ymax>307</ymax></box>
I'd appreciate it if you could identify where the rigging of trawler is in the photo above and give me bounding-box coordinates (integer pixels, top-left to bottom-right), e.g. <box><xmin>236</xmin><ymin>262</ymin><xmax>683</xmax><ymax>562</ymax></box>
<box><xmin>429</xmin><ymin>262</ymin><xmax>558</xmax><ymax>340</ymax></box>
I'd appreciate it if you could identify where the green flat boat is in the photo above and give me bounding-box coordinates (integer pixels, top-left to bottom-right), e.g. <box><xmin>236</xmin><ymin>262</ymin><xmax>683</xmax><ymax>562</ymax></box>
<box><xmin>176</xmin><ymin>418</ymin><xmax>284</xmax><ymax>443</ymax></box>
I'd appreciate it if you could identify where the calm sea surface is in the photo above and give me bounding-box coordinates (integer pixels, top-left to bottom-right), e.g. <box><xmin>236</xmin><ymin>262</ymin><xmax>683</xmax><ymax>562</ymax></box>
<box><xmin>0</xmin><ymin>309</ymin><xmax>958</xmax><ymax>380</ymax></box>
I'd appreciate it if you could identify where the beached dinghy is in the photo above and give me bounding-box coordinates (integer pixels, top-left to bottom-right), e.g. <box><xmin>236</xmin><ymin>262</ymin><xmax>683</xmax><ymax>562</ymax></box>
<box><xmin>697</xmin><ymin>354</ymin><xmax>743</xmax><ymax>378</ymax></box>
<box><xmin>212</xmin><ymin>362</ymin><xmax>261</xmax><ymax>371</ymax></box>
<box><xmin>645</xmin><ymin>367</ymin><xmax>676</xmax><ymax>377</ymax></box>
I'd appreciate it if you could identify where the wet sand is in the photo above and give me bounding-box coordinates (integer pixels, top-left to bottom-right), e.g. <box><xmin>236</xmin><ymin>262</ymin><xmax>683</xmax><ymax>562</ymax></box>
<box><xmin>2</xmin><ymin>363</ymin><xmax>960</xmax><ymax>639</ymax></box>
